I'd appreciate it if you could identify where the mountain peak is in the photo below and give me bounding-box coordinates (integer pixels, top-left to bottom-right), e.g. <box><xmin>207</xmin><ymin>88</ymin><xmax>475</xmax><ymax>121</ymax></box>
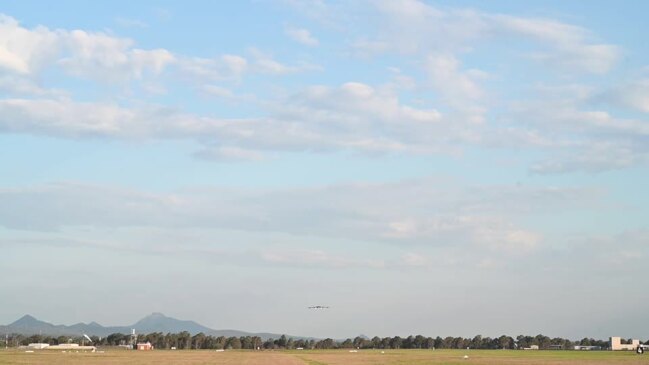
<box><xmin>132</xmin><ymin>313</ymin><xmax>213</xmax><ymax>334</ymax></box>
<box><xmin>11</xmin><ymin>314</ymin><xmax>46</xmax><ymax>326</ymax></box>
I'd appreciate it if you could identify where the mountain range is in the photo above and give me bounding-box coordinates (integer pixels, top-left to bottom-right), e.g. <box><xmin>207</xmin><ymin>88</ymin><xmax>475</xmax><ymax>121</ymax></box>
<box><xmin>0</xmin><ymin>313</ymin><xmax>297</xmax><ymax>340</ymax></box>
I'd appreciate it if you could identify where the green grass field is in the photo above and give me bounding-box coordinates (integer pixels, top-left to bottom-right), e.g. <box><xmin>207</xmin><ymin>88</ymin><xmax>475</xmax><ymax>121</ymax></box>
<box><xmin>0</xmin><ymin>349</ymin><xmax>646</xmax><ymax>365</ymax></box>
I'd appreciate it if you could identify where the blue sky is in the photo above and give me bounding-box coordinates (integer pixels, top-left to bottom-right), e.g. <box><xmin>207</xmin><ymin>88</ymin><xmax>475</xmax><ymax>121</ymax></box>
<box><xmin>1</xmin><ymin>0</ymin><xmax>648</xmax><ymax>339</ymax></box>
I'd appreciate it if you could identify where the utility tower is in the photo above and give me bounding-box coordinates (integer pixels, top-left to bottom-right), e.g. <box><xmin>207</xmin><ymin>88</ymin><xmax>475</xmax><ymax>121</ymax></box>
<box><xmin>130</xmin><ymin>329</ymin><xmax>137</xmax><ymax>349</ymax></box>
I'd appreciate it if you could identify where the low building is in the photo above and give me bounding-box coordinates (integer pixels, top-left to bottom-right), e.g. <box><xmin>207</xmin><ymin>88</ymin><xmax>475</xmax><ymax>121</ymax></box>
<box><xmin>27</xmin><ymin>343</ymin><xmax>50</xmax><ymax>349</ymax></box>
<box><xmin>610</xmin><ymin>337</ymin><xmax>640</xmax><ymax>351</ymax></box>
<box><xmin>523</xmin><ymin>345</ymin><xmax>539</xmax><ymax>350</ymax></box>
<box><xmin>574</xmin><ymin>345</ymin><xmax>601</xmax><ymax>351</ymax></box>
<box><xmin>137</xmin><ymin>342</ymin><xmax>153</xmax><ymax>350</ymax></box>
<box><xmin>47</xmin><ymin>343</ymin><xmax>96</xmax><ymax>351</ymax></box>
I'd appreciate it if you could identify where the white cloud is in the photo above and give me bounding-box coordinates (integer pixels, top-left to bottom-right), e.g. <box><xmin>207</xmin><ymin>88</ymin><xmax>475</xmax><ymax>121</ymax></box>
<box><xmin>0</xmin><ymin>14</ymin><xmax>60</xmax><ymax>74</ymax></box>
<box><xmin>399</xmin><ymin>252</ymin><xmax>429</xmax><ymax>267</ymax></box>
<box><xmin>348</xmin><ymin>39</ymin><xmax>390</xmax><ymax>57</ymax></box>
<box><xmin>0</xmin><ymin>13</ymin><xmax>327</xmax><ymax>93</ymax></box>
<box><xmin>201</xmin><ymin>85</ymin><xmax>235</xmax><ymax>98</ymax></box>
<box><xmin>279</xmin><ymin>0</ymin><xmax>345</xmax><ymax>28</ymax></box>
<box><xmin>601</xmin><ymin>78</ymin><xmax>649</xmax><ymax>114</ymax></box>
<box><xmin>0</xmin><ymin>98</ymin><xmax>138</xmax><ymax>137</ymax></box>
<box><xmin>0</xmin><ymin>98</ymin><xmax>263</xmax><ymax>142</ymax></box>
<box><xmin>249</xmin><ymin>48</ymin><xmax>321</xmax><ymax>75</ymax></box>
<box><xmin>193</xmin><ymin>146</ymin><xmax>265</xmax><ymax>162</ymax></box>
<box><xmin>507</xmin><ymin>85</ymin><xmax>649</xmax><ymax>173</ymax></box>
<box><xmin>285</xmin><ymin>26</ymin><xmax>319</xmax><ymax>46</ymax></box>
<box><xmin>0</xmin><ymin>9</ymin><xmax>640</xmax><ymax>173</ymax></box>
<box><xmin>424</xmin><ymin>53</ymin><xmax>487</xmax><ymax>123</ymax></box>
<box><xmin>180</xmin><ymin>50</ymin><xmax>318</xmax><ymax>80</ymax></box>
<box><xmin>383</xmin><ymin>215</ymin><xmax>540</xmax><ymax>254</ymax></box>
<box><xmin>355</xmin><ymin>0</ymin><xmax>619</xmax><ymax>73</ymax></box>
<box><xmin>59</xmin><ymin>30</ymin><xmax>176</xmax><ymax>82</ymax></box>
<box><xmin>178</xmin><ymin>54</ymin><xmax>248</xmax><ymax>81</ymax></box>
<box><xmin>543</xmin><ymin>230</ymin><xmax>649</xmax><ymax>275</ymax></box>
<box><xmin>114</xmin><ymin>17</ymin><xmax>148</xmax><ymax>29</ymax></box>
<box><xmin>531</xmin><ymin>142</ymin><xmax>646</xmax><ymax>174</ymax></box>
<box><xmin>426</xmin><ymin>54</ymin><xmax>483</xmax><ymax>101</ymax></box>
<box><xmin>270</xmin><ymin>82</ymin><xmax>445</xmax><ymax>153</ymax></box>
<box><xmin>0</xmin><ymin>179</ymin><xmax>590</xmax><ymax>255</ymax></box>
<box><xmin>0</xmin><ymin>75</ymin><xmax>66</xmax><ymax>97</ymax></box>
<box><xmin>0</xmin><ymin>78</ymin><xmax>449</xmax><ymax>156</ymax></box>
<box><xmin>0</xmin><ymin>14</ymin><xmax>176</xmax><ymax>82</ymax></box>
<box><xmin>130</xmin><ymin>49</ymin><xmax>176</xmax><ymax>77</ymax></box>
<box><xmin>261</xmin><ymin>249</ymin><xmax>385</xmax><ymax>269</ymax></box>
<box><xmin>492</xmin><ymin>14</ymin><xmax>619</xmax><ymax>73</ymax></box>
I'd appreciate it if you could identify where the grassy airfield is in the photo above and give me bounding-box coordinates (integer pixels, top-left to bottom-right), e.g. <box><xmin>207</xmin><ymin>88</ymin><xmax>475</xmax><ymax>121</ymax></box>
<box><xmin>1</xmin><ymin>349</ymin><xmax>646</xmax><ymax>365</ymax></box>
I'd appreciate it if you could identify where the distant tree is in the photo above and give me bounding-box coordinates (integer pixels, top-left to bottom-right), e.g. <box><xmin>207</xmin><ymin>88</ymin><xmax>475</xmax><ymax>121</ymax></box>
<box><xmin>516</xmin><ymin>335</ymin><xmax>533</xmax><ymax>349</ymax></box>
<box><xmin>286</xmin><ymin>338</ymin><xmax>295</xmax><ymax>349</ymax></box>
<box><xmin>401</xmin><ymin>335</ymin><xmax>412</xmax><ymax>349</ymax></box>
<box><xmin>340</xmin><ymin>339</ymin><xmax>353</xmax><ymax>348</ymax></box>
<box><xmin>277</xmin><ymin>335</ymin><xmax>288</xmax><ymax>348</ymax></box>
<box><xmin>263</xmin><ymin>338</ymin><xmax>275</xmax><ymax>349</ymax></box>
<box><xmin>452</xmin><ymin>337</ymin><xmax>466</xmax><ymax>349</ymax></box>
<box><xmin>239</xmin><ymin>336</ymin><xmax>250</xmax><ymax>349</ymax></box>
<box><xmin>413</xmin><ymin>335</ymin><xmax>426</xmax><ymax>349</ymax></box>
<box><xmin>143</xmin><ymin>332</ymin><xmax>164</xmax><ymax>349</ymax></box>
<box><xmin>251</xmin><ymin>336</ymin><xmax>262</xmax><ymax>349</ymax></box>
<box><xmin>177</xmin><ymin>331</ymin><xmax>191</xmax><ymax>349</ymax></box>
<box><xmin>191</xmin><ymin>333</ymin><xmax>205</xmax><ymax>349</ymax></box>
<box><xmin>380</xmin><ymin>337</ymin><xmax>391</xmax><ymax>349</ymax></box>
<box><xmin>226</xmin><ymin>337</ymin><xmax>242</xmax><ymax>349</ymax></box>
<box><xmin>17</xmin><ymin>329</ymin><xmax>616</xmax><ymax>353</ymax></box>
<box><xmin>306</xmin><ymin>339</ymin><xmax>315</xmax><ymax>349</ymax></box>
<box><xmin>293</xmin><ymin>339</ymin><xmax>305</xmax><ymax>349</ymax></box>
<box><xmin>13</xmin><ymin>334</ymin><xmax>25</xmax><ymax>347</ymax></box>
<box><xmin>425</xmin><ymin>337</ymin><xmax>435</xmax><ymax>349</ymax></box>
<box><xmin>535</xmin><ymin>334</ymin><xmax>551</xmax><ymax>350</ymax></box>
<box><xmin>201</xmin><ymin>335</ymin><xmax>216</xmax><ymax>349</ymax></box>
<box><xmin>470</xmin><ymin>335</ymin><xmax>482</xmax><ymax>349</ymax></box>
<box><xmin>499</xmin><ymin>335</ymin><xmax>514</xmax><ymax>349</ymax></box>
<box><xmin>315</xmin><ymin>338</ymin><xmax>335</xmax><ymax>349</ymax></box>
<box><xmin>390</xmin><ymin>336</ymin><xmax>403</xmax><ymax>349</ymax></box>
<box><xmin>213</xmin><ymin>336</ymin><xmax>226</xmax><ymax>350</ymax></box>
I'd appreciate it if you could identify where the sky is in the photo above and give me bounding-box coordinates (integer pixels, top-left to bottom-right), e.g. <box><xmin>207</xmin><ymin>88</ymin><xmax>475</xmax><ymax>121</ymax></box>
<box><xmin>1</xmin><ymin>0</ymin><xmax>648</xmax><ymax>340</ymax></box>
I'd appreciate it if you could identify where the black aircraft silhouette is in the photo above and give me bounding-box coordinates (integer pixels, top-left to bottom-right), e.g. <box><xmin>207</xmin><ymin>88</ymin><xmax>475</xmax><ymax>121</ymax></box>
<box><xmin>308</xmin><ymin>306</ymin><xmax>330</xmax><ymax>309</ymax></box>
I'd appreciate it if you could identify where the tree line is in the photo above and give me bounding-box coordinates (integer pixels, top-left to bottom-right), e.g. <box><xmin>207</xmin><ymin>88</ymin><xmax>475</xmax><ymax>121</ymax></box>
<box><xmin>3</xmin><ymin>332</ymin><xmax>644</xmax><ymax>350</ymax></box>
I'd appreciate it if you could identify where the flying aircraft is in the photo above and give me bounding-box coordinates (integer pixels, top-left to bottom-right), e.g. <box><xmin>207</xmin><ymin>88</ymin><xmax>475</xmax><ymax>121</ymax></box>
<box><xmin>308</xmin><ymin>306</ymin><xmax>330</xmax><ymax>309</ymax></box>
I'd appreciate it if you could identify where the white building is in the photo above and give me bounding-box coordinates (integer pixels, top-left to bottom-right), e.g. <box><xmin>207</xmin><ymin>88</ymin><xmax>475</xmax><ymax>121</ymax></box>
<box><xmin>47</xmin><ymin>343</ymin><xmax>96</xmax><ymax>351</ymax></box>
<box><xmin>610</xmin><ymin>337</ymin><xmax>640</xmax><ymax>351</ymax></box>
<box><xmin>27</xmin><ymin>343</ymin><xmax>50</xmax><ymax>349</ymax></box>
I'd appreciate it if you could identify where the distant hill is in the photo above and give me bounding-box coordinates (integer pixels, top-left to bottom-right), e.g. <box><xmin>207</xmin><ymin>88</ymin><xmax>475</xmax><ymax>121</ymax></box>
<box><xmin>132</xmin><ymin>312</ymin><xmax>214</xmax><ymax>334</ymax></box>
<box><xmin>0</xmin><ymin>313</ymin><xmax>301</xmax><ymax>340</ymax></box>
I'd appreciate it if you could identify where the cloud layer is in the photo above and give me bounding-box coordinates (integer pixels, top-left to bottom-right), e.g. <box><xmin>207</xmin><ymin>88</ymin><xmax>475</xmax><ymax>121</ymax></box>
<box><xmin>1</xmin><ymin>3</ymin><xmax>647</xmax><ymax>172</ymax></box>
